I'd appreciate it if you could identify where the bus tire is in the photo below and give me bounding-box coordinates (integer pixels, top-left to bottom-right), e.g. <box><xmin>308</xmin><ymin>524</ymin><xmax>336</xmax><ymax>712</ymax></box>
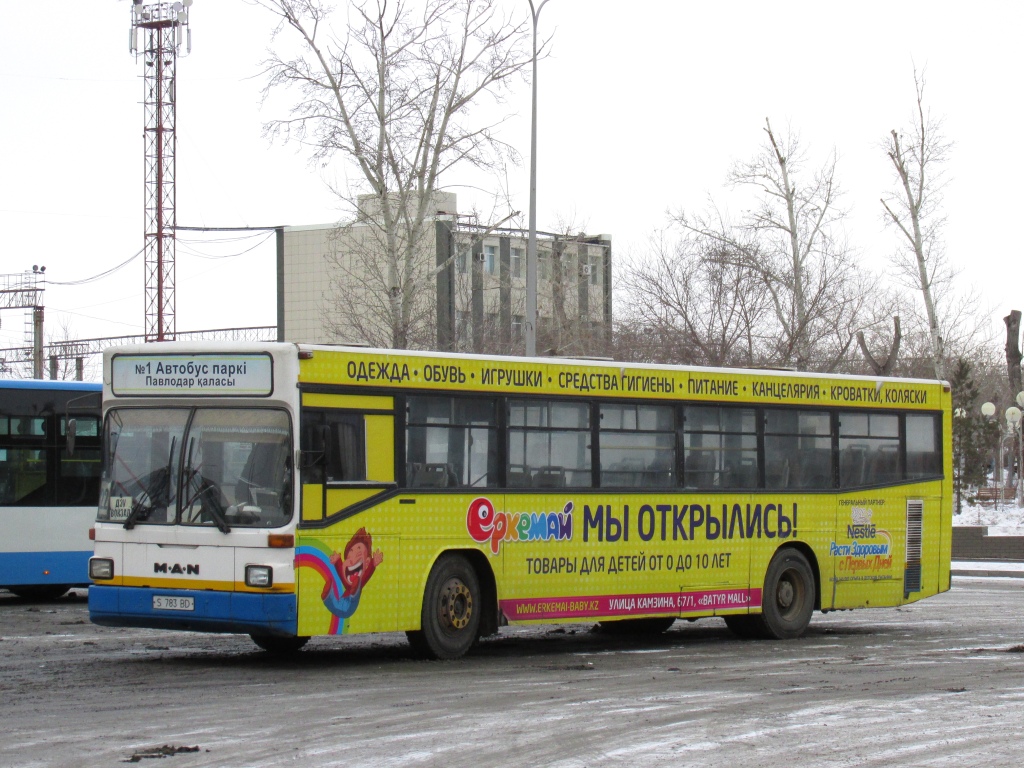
<box><xmin>411</xmin><ymin>553</ymin><xmax>481</xmax><ymax>660</ymax></box>
<box><xmin>9</xmin><ymin>585</ymin><xmax>71</xmax><ymax>601</ymax></box>
<box><xmin>597</xmin><ymin>617</ymin><xmax>676</xmax><ymax>635</ymax></box>
<box><xmin>759</xmin><ymin>548</ymin><xmax>815</xmax><ymax>640</ymax></box>
<box><xmin>250</xmin><ymin>634</ymin><xmax>309</xmax><ymax>654</ymax></box>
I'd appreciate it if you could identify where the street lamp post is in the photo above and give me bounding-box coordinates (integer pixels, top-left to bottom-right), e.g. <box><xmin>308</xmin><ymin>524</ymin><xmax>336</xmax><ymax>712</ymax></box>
<box><xmin>982</xmin><ymin>401</ymin><xmax>998</xmax><ymax>514</ymax></box>
<box><xmin>1009</xmin><ymin>391</ymin><xmax>1024</xmax><ymax>506</ymax></box>
<box><xmin>953</xmin><ymin>407</ymin><xmax>966</xmax><ymax>516</ymax></box>
<box><xmin>525</xmin><ymin>0</ymin><xmax>551</xmax><ymax>358</ymax></box>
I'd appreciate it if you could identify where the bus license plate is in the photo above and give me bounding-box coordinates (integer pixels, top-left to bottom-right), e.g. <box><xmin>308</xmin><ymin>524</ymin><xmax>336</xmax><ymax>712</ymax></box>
<box><xmin>153</xmin><ymin>596</ymin><xmax>194</xmax><ymax>611</ymax></box>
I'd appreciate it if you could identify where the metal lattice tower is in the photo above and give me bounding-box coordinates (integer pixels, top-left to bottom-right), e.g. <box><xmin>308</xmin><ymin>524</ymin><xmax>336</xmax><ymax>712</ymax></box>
<box><xmin>130</xmin><ymin>1</ymin><xmax>192</xmax><ymax>342</ymax></box>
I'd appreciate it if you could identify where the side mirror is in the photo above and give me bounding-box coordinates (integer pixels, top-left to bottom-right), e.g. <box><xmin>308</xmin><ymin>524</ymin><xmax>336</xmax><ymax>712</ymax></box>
<box><xmin>66</xmin><ymin>418</ymin><xmax>78</xmax><ymax>457</ymax></box>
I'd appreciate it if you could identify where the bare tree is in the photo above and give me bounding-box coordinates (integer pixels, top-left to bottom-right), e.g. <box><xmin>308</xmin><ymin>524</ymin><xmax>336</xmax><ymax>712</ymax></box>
<box><xmin>1006</xmin><ymin>310</ymin><xmax>1022</xmax><ymax>395</ymax></box>
<box><xmin>45</xmin><ymin>316</ymin><xmax>100</xmax><ymax>382</ymax></box>
<box><xmin>258</xmin><ymin>0</ymin><xmax>532</xmax><ymax>348</ymax></box>
<box><xmin>881</xmin><ymin>67</ymin><xmax>954</xmax><ymax>380</ymax></box>
<box><xmin>617</xmin><ymin>229</ymin><xmax>770</xmax><ymax>367</ymax></box>
<box><xmin>677</xmin><ymin>119</ymin><xmax>867</xmax><ymax>371</ymax></box>
<box><xmin>857</xmin><ymin>316</ymin><xmax>902</xmax><ymax>376</ymax></box>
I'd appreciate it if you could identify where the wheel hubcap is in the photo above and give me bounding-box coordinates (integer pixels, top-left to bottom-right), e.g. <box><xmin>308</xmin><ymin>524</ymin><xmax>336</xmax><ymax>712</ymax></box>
<box><xmin>777</xmin><ymin>575</ymin><xmax>796</xmax><ymax>611</ymax></box>
<box><xmin>439</xmin><ymin>578</ymin><xmax>473</xmax><ymax>631</ymax></box>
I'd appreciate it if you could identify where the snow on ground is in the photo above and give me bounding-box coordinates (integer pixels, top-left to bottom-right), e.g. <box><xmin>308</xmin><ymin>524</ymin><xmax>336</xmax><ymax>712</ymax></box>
<box><xmin>954</xmin><ymin>499</ymin><xmax>1024</xmax><ymax>535</ymax></box>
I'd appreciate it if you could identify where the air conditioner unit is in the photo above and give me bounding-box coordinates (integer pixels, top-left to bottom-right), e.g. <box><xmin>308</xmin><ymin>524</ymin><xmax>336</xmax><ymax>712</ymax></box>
<box><xmin>580</xmin><ymin>264</ymin><xmax>592</xmax><ymax>276</ymax></box>
<box><xmin>474</xmin><ymin>252</ymin><xmax>486</xmax><ymax>262</ymax></box>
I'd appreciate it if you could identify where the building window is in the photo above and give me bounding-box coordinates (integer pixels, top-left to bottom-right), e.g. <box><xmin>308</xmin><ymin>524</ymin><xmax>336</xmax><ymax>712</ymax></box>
<box><xmin>511</xmin><ymin>247</ymin><xmax>524</xmax><ymax>279</ymax></box>
<box><xmin>455</xmin><ymin>311</ymin><xmax>471</xmax><ymax>346</ymax></box>
<box><xmin>590</xmin><ymin>255</ymin><xmax>601</xmax><ymax>285</ymax></box>
<box><xmin>512</xmin><ymin>315</ymin><xmax>524</xmax><ymax>339</ymax></box>
<box><xmin>484</xmin><ymin>245</ymin><xmax>497</xmax><ymax>275</ymax></box>
<box><xmin>456</xmin><ymin>248</ymin><xmax>469</xmax><ymax>274</ymax></box>
<box><xmin>538</xmin><ymin>252</ymin><xmax>550</xmax><ymax>281</ymax></box>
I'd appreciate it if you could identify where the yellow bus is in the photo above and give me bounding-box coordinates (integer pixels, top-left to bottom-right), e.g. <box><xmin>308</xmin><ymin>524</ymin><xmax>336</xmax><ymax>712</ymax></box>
<box><xmin>88</xmin><ymin>342</ymin><xmax>951</xmax><ymax>658</ymax></box>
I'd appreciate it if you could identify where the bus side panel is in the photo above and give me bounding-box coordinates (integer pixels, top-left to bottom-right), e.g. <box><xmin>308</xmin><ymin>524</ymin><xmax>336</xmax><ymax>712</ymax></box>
<box><xmin>0</xmin><ymin>550</ymin><xmax>91</xmax><ymax>587</ymax></box>
<box><xmin>831</xmin><ymin>488</ymin><xmax>943</xmax><ymax>610</ymax></box>
<box><xmin>745</xmin><ymin>494</ymin><xmax>835</xmax><ymax>614</ymax></box>
<box><xmin>0</xmin><ymin>506</ymin><xmax>94</xmax><ymax>587</ymax></box>
<box><xmin>914</xmin><ymin>492</ymin><xmax>947</xmax><ymax>601</ymax></box>
<box><xmin>295</xmin><ymin>526</ymin><xmax>402</xmax><ymax>637</ymax></box>
<box><xmin>491</xmin><ymin>492</ymin><xmax>757</xmax><ymax>623</ymax></box>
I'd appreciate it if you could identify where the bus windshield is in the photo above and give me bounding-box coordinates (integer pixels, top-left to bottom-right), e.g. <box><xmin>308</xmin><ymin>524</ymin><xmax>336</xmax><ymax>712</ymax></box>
<box><xmin>99</xmin><ymin>408</ymin><xmax>292</xmax><ymax>529</ymax></box>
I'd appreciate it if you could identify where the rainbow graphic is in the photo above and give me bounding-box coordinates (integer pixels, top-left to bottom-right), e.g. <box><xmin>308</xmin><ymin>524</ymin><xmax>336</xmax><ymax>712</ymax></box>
<box><xmin>295</xmin><ymin>539</ymin><xmax>361</xmax><ymax>635</ymax></box>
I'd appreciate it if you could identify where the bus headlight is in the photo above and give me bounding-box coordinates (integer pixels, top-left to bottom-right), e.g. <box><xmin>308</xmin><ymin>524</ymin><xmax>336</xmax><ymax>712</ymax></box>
<box><xmin>90</xmin><ymin>558</ymin><xmax>114</xmax><ymax>580</ymax></box>
<box><xmin>245</xmin><ymin>565</ymin><xmax>273</xmax><ymax>588</ymax></box>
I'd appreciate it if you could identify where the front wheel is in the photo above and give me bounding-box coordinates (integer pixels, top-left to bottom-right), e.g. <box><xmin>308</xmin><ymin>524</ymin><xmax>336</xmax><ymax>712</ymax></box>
<box><xmin>408</xmin><ymin>554</ymin><xmax>481</xmax><ymax>660</ymax></box>
<box><xmin>250</xmin><ymin>634</ymin><xmax>309</xmax><ymax>654</ymax></box>
<box><xmin>759</xmin><ymin>548</ymin><xmax>815</xmax><ymax>639</ymax></box>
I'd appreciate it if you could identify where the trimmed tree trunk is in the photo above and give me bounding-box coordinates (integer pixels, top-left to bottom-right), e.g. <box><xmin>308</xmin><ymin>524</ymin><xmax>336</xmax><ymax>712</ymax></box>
<box><xmin>1006</xmin><ymin>310</ymin><xmax>1022</xmax><ymax>394</ymax></box>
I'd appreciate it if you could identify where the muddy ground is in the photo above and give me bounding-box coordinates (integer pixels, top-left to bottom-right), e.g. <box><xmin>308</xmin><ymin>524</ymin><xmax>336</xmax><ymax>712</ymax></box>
<box><xmin>2</xmin><ymin>577</ymin><xmax>1023</xmax><ymax>767</ymax></box>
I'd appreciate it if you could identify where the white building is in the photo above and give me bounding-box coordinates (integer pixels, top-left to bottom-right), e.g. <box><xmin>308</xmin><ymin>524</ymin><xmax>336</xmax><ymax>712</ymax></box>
<box><xmin>278</xmin><ymin>193</ymin><xmax>612</xmax><ymax>355</ymax></box>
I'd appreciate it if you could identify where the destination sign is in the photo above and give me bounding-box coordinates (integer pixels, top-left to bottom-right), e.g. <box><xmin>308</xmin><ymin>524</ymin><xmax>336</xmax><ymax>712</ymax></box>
<box><xmin>111</xmin><ymin>354</ymin><xmax>274</xmax><ymax>397</ymax></box>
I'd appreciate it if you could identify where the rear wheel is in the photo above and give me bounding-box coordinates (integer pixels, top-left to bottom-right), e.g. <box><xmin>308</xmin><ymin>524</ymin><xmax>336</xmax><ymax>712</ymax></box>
<box><xmin>597</xmin><ymin>617</ymin><xmax>676</xmax><ymax>635</ymax></box>
<box><xmin>9</xmin><ymin>585</ymin><xmax>71</xmax><ymax>601</ymax></box>
<box><xmin>759</xmin><ymin>548</ymin><xmax>815</xmax><ymax>639</ymax></box>
<box><xmin>250</xmin><ymin>634</ymin><xmax>309</xmax><ymax>654</ymax></box>
<box><xmin>407</xmin><ymin>554</ymin><xmax>481</xmax><ymax>660</ymax></box>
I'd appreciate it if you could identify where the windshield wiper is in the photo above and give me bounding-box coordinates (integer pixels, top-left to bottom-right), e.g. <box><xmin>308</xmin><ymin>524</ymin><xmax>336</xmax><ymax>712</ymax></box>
<box><xmin>124</xmin><ymin>436</ymin><xmax>175</xmax><ymax>530</ymax></box>
<box><xmin>202</xmin><ymin>484</ymin><xmax>232</xmax><ymax>534</ymax></box>
<box><xmin>183</xmin><ymin>437</ymin><xmax>231</xmax><ymax>534</ymax></box>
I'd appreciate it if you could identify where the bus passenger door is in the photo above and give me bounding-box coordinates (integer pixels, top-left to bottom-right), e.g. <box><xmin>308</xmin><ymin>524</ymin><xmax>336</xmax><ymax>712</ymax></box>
<box><xmin>296</xmin><ymin>394</ymin><xmax>400</xmax><ymax>636</ymax></box>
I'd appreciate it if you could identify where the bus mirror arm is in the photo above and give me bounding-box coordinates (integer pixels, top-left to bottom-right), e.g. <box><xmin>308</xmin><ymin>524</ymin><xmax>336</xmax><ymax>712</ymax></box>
<box><xmin>320</xmin><ymin>425</ymin><xmax>332</xmax><ymax>467</ymax></box>
<box><xmin>64</xmin><ymin>391</ymin><xmax>99</xmax><ymax>457</ymax></box>
<box><xmin>298</xmin><ymin>450</ymin><xmax>324</xmax><ymax>471</ymax></box>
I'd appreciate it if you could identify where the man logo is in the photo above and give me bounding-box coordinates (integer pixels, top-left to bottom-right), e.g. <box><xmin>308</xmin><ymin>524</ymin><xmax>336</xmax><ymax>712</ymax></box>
<box><xmin>154</xmin><ymin>563</ymin><xmax>200</xmax><ymax>575</ymax></box>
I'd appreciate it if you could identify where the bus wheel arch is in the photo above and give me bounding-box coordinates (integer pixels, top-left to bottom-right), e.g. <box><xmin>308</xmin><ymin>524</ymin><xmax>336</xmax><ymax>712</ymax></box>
<box><xmin>407</xmin><ymin>550</ymin><xmax>494</xmax><ymax>660</ymax></box>
<box><xmin>759</xmin><ymin>545</ymin><xmax>817</xmax><ymax>640</ymax></box>
<box><xmin>781</xmin><ymin>541</ymin><xmax>821</xmax><ymax>611</ymax></box>
<box><xmin>8</xmin><ymin>584</ymin><xmax>72</xmax><ymax>601</ymax></box>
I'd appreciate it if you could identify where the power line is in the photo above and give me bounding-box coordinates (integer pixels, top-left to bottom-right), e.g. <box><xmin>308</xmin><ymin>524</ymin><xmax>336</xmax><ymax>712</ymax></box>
<box><xmin>47</xmin><ymin>247</ymin><xmax>144</xmax><ymax>286</ymax></box>
<box><xmin>44</xmin><ymin>226</ymin><xmax>283</xmax><ymax>286</ymax></box>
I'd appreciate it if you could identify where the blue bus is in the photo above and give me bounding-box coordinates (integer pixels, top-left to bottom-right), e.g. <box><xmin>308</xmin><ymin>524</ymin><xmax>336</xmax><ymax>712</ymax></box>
<box><xmin>0</xmin><ymin>379</ymin><xmax>101</xmax><ymax>599</ymax></box>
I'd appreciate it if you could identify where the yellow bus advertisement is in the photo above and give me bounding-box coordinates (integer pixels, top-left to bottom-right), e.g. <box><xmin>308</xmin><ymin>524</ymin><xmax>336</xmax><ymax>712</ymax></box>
<box><xmin>90</xmin><ymin>343</ymin><xmax>951</xmax><ymax>658</ymax></box>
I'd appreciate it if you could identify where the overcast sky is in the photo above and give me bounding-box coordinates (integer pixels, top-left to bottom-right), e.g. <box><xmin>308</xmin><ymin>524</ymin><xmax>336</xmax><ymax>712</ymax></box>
<box><xmin>1</xmin><ymin>0</ymin><xmax>1021</xmax><ymax>361</ymax></box>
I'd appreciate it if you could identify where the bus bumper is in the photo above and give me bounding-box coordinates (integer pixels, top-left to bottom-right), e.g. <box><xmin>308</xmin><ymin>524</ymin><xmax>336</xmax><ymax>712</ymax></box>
<box><xmin>88</xmin><ymin>585</ymin><xmax>298</xmax><ymax>636</ymax></box>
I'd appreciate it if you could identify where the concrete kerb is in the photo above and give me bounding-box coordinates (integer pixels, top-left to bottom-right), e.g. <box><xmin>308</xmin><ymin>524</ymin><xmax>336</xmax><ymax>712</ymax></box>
<box><xmin>952</xmin><ymin>526</ymin><xmax>1024</xmax><ymax>578</ymax></box>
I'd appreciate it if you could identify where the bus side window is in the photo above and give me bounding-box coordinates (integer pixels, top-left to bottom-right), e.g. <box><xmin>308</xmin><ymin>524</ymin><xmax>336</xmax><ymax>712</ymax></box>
<box><xmin>327</xmin><ymin>414</ymin><xmax>366</xmax><ymax>482</ymax></box>
<box><xmin>302</xmin><ymin>410</ymin><xmax>367</xmax><ymax>484</ymax></box>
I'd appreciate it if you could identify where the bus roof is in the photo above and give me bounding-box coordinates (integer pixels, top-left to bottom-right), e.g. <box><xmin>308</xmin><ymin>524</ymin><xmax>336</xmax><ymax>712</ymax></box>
<box><xmin>0</xmin><ymin>379</ymin><xmax>101</xmax><ymax>392</ymax></box>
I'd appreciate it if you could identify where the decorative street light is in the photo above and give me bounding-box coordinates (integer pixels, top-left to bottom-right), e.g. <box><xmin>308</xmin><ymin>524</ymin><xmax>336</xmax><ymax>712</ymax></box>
<box><xmin>525</xmin><ymin>0</ymin><xmax>552</xmax><ymax>358</ymax></box>
<box><xmin>981</xmin><ymin>397</ymin><xmax>1024</xmax><ymax>510</ymax></box>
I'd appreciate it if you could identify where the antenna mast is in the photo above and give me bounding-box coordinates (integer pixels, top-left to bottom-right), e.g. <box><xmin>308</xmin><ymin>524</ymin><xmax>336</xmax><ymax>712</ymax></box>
<box><xmin>130</xmin><ymin>0</ymin><xmax>192</xmax><ymax>342</ymax></box>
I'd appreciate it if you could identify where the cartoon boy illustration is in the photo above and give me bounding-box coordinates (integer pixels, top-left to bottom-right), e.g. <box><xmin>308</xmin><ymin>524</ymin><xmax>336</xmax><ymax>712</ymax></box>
<box><xmin>319</xmin><ymin>527</ymin><xmax>383</xmax><ymax>620</ymax></box>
